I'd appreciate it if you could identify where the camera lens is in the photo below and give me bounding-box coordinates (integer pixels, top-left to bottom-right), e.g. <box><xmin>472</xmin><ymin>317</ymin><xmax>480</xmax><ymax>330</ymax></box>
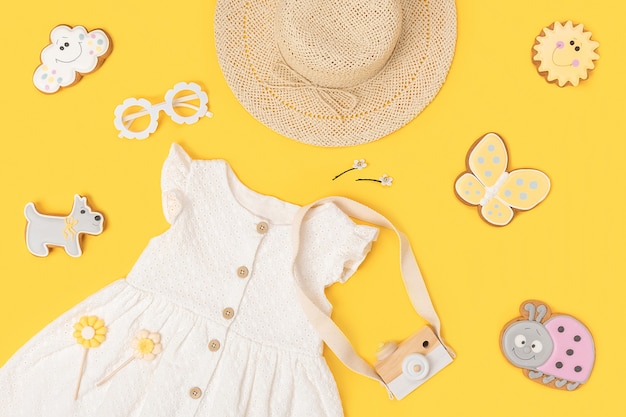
<box><xmin>402</xmin><ymin>353</ymin><xmax>430</xmax><ymax>381</ymax></box>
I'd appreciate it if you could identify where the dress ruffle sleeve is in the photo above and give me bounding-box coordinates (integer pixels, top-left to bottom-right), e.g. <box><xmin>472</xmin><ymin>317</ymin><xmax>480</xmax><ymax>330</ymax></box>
<box><xmin>161</xmin><ymin>143</ymin><xmax>192</xmax><ymax>224</ymax></box>
<box><xmin>300</xmin><ymin>203</ymin><xmax>379</xmax><ymax>288</ymax></box>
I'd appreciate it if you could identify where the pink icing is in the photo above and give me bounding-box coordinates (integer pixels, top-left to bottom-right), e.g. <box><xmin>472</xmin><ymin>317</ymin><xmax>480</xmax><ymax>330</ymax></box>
<box><xmin>556</xmin><ymin>41</ymin><xmax>564</xmax><ymax>49</ymax></box>
<box><xmin>537</xmin><ymin>316</ymin><xmax>594</xmax><ymax>383</ymax></box>
<box><xmin>572</xmin><ymin>59</ymin><xmax>580</xmax><ymax>67</ymax></box>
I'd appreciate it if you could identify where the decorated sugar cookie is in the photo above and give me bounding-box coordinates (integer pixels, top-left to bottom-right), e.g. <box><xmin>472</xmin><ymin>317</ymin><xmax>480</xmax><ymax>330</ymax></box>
<box><xmin>500</xmin><ymin>300</ymin><xmax>595</xmax><ymax>391</ymax></box>
<box><xmin>454</xmin><ymin>133</ymin><xmax>550</xmax><ymax>226</ymax></box>
<box><xmin>533</xmin><ymin>21</ymin><xmax>599</xmax><ymax>87</ymax></box>
<box><xmin>24</xmin><ymin>194</ymin><xmax>104</xmax><ymax>257</ymax></box>
<box><xmin>33</xmin><ymin>25</ymin><xmax>111</xmax><ymax>93</ymax></box>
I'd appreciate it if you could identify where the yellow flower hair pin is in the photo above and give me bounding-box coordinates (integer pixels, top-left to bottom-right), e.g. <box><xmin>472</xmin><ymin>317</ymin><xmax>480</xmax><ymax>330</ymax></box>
<box><xmin>73</xmin><ymin>315</ymin><xmax>107</xmax><ymax>400</ymax></box>
<box><xmin>97</xmin><ymin>330</ymin><xmax>162</xmax><ymax>386</ymax></box>
<box><xmin>332</xmin><ymin>159</ymin><xmax>367</xmax><ymax>180</ymax></box>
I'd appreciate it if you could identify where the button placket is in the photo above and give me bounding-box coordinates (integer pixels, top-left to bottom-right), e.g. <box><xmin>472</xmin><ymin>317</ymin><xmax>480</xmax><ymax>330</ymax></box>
<box><xmin>201</xmin><ymin>218</ymin><xmax>269</xmax><ymax>402</ymax></box>
<box><xmin>224</xmin><ymin>220</ymin><xmax>268</xmax><ymax>325</ymax></box>
<box><xmin>180</xmin><ymin>325</ymin><xmax>227</xmax><ymax>412</ymax></box>
<box><xmin>182</xmin><ymin>221</ymin><xmax>272</xmax><ymax>409</ymax></box>
<box><xmin>234</xmin><ymin>220</ymin><xmax>267</xmax><ymax>282</ymax></box>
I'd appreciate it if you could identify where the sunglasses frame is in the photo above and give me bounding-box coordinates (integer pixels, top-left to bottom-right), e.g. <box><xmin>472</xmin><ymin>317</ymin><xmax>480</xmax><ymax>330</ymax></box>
<box><xmin>114</xmin><ymin>82</ymin><xmax>211</xmax><ymax>140</ymax></box>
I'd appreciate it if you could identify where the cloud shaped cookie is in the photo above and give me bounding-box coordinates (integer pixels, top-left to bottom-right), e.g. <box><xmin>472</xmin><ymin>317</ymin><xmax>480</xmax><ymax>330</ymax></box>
<box><xmin>33</xmin><ymin>25</ymin><xmax>111</xmax><ymax>93</ymax></box>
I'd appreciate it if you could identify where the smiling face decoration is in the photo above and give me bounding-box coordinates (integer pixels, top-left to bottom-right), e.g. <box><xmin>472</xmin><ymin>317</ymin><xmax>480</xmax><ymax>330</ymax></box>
<box><xmin>502</xmin><ymin>321</ymin><xmax>554</xmax><ymax>369</ymax></box>
<box><xmin>533</xmin><ymin>21</ymin><xmax>599</xmax><ymax>87</ymax></box>
<box><xmin>33</xmin><ymin>25</ymin><xmax>111</xmax><ymax>93</ymax></box>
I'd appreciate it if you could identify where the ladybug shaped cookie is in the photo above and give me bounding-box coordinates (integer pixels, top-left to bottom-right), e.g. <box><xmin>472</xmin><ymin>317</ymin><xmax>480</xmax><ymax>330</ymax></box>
<box><xmin>500</xmin><ymin>300</ymin><xmax>595</xmax><ymax>390</ymax></box>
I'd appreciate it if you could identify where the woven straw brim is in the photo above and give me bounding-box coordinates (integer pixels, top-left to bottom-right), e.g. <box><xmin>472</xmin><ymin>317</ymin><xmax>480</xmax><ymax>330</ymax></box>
<box><xmin>215</xmin><ymin>0</ymin><xmax>457</xmax><ymax>147</ymax></box>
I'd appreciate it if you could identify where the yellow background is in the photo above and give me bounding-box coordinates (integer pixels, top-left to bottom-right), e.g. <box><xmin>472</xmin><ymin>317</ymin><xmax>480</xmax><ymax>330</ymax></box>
<box><xmin>1</xmin><ymin>1</ymin><xmax>624</xmax><ymax>416</ymax></box>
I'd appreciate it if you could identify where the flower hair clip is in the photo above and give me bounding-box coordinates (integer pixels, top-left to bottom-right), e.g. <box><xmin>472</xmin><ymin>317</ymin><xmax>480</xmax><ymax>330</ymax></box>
<box><xmin>356</xmin><ymin>174</ymin><xmax>393</xmax><ymax>187</ymax></box>
<box><xmin>332</xmin><ymin>159</ymin><xmax>393</xmax><ymax>186</ymax></box>
<box><xmin>332</xmin><ymin>159</ymin><xmax>367</xmax><ymax>180</ymax></box>
<box><xmin>73</xmin><ymin>315</ymin><xmax>107</xmax><ymax>400</ymax></box>
<box><xmin>97</xmin><ymin>330</ymin><xmax>163</xmax><ymax>386</ymax></box>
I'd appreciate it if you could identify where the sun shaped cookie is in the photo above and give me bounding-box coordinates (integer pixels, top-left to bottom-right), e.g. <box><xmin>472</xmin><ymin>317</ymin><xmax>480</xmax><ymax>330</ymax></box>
<box><xmin>533</xmin><ymin>21</ymin><xmax>599</xmax><ymax>87</ymax></box>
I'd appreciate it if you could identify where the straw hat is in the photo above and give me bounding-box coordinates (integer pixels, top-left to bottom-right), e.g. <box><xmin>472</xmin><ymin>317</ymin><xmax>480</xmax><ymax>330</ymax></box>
<box><xmin>215</xmin><ymin>0</ymin><xmax>456</xmax><ymax>147</ymax></box>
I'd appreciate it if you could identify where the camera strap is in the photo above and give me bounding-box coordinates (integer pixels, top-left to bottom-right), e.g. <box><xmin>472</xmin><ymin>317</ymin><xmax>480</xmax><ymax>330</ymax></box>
<box><xmin>291</xmin><ymin>196</ymin><xmax>455</xmax><ymax>385</ymax></box>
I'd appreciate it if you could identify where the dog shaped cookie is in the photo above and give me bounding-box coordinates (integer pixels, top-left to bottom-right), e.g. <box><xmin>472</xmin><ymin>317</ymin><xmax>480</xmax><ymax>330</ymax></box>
<box><xmin>24</xmin><ymin>195</ymin><xmax>104</xmax><ymax>257</ymax></box>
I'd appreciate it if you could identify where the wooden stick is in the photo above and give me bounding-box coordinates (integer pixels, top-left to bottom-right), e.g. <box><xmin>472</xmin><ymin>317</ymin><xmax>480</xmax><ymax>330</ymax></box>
<box><xmin>96</xmin><ymin>356</ymin><xmax>135</xmax><ymax>386</ymax></box>
<box><xmin>74</xmin><ymin>348</ymin><xmax>89</xmax><ymax>401</ymax></box>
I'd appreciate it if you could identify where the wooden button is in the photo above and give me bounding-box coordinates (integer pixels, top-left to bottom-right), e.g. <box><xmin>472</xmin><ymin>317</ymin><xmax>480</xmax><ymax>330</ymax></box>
<box><xmin>208</xmin><ymin>339</ymin><xmax>221</xmax><ymax>351</ymax></box>
<box><xmin>189</xmin><ymin>387</ymin><xmax>202</xmax><ymax>399</ymax></box>
<box><xmin>256</xmin><ymin>222</ymin><xmax>269</xmax><ymax>234</ymax></box>
<box><xmin>223</xmin><ymin>307</ymin><xmax>235</xmax><ymax>319</ymax></box>
<box><xmin>237</xmin><ymin>266</ymin><xmax>249</xmax><ymax>278</ymax></box>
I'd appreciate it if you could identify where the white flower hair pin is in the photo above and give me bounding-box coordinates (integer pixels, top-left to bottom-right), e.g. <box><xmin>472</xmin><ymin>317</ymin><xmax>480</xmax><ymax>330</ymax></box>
<box><xmin>357</xmin><ymin>174</ymin><xmax>393</xmax><ymax>187</ymax></box>
<box><xmin>332</xmin><ymin>159</ymin><xmax>393</xmax><ymax>186</ymax></box>
<box><xmin>332</xmin><ymin>159</ymin><xmax>367</xmax><ymax>180</ymax></box>
<box><xmin>97</xmin><ymin>330</ymin><xmax>162</xmax><ymax>386</ymax></box>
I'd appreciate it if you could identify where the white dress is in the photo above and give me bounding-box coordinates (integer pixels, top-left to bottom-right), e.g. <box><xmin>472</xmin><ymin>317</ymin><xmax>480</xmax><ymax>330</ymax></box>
<box><xmin>0</xmin><ymin>144</ymin><xmax>378</xmax><ymax>417</ymax></box>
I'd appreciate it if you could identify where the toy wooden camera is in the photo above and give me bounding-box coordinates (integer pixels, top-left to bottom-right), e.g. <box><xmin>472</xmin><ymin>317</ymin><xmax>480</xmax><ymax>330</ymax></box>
<box><xmin>374</xmin><ymin>326</ymin><xmax>453</xmax><ymax>399</ymax></box>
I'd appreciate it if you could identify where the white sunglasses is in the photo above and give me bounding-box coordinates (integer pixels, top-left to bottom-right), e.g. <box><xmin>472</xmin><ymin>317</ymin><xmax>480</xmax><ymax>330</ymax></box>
<box><xmin>114</xmin><ymin>82</ymin><xmax>212</xmax><ymax>140</ymax></box>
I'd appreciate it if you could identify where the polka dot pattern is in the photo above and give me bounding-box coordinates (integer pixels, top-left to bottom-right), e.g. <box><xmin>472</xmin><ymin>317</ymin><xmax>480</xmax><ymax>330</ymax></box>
<box><xmin>33</xmin><ymin>25</ymin><xmax>110</xmax><ymax>93</ymax></box>
<box><xmin>537</xmin><ymin>316</ymin><xmax>595</xmax><ymax>384</ymax></box>
<box><xmin>456</xmin><ymin>133</ymin><xmax>550</xmax><ymax>226</ymax></box>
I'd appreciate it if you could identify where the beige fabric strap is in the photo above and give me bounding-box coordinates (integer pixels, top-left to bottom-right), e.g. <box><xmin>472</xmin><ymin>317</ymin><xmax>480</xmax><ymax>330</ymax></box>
<box><xmin>292</xmin><ymin>196</ymin><xmax>454</xmax><ymax>384</ymax></box>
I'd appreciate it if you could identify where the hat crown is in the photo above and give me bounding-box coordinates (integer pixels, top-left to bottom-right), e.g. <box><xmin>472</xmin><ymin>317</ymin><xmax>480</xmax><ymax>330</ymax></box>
<box><xmin>276</xmin><ymin>0</ymin><xmax>403</xmax><ymax>89</ymax></box>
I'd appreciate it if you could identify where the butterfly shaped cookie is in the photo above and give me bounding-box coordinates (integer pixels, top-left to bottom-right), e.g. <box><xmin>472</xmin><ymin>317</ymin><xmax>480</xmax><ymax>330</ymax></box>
<box><xmin>454</xmin><ymin>133</ymin><xmax>550</xmax><ymax>226</ymax></box>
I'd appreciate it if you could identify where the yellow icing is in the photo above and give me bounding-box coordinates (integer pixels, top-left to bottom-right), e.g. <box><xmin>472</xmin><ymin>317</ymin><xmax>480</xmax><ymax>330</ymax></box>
<box><xmin>481</xmin><ymin>198</ymin><xmax>514</xmax><ymax>226</ymax></box>
<box><xmin>497</xmin><ymin>170</ymin><xmax>551</xmax><ymax>211</ymax></box>
<box><xmin>63</xmin><ymin>216</ymin><xmax>78</xmax><ymax>239</ymax></box>
<box><xmin>467</xmin><ymin>132</ymin><xmax>508</xmax><ymax>188</ymax></box>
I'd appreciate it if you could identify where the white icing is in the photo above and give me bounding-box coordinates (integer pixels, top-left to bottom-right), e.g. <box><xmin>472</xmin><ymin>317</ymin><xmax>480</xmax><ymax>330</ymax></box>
<box><xmin>33</xmin><ymin>25</ymin><xmax>110</xmax><ymax>93</ymax></box>
<box><xmin>479</xmin><ymin>171</ymin><xmax>509</xmax><ymax>206</ymax></box>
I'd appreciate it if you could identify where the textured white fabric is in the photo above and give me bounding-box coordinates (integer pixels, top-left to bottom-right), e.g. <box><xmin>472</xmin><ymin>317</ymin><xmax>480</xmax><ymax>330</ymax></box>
<box><xmin>0</xmin><ymin>143</ymin><xmax>378</xmax><ymax>417</ymax></box>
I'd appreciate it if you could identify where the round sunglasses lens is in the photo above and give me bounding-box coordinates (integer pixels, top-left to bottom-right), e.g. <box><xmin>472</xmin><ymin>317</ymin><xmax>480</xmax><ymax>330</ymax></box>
<box><xmin>170</xmin><ymin>90</ymin><xmax>204</xmax><ymax>118</ymax></box>
<box><xmin>121</xmin><ymin>104</ymin><xmax>153</xmax><ymax>134</ymax></box>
